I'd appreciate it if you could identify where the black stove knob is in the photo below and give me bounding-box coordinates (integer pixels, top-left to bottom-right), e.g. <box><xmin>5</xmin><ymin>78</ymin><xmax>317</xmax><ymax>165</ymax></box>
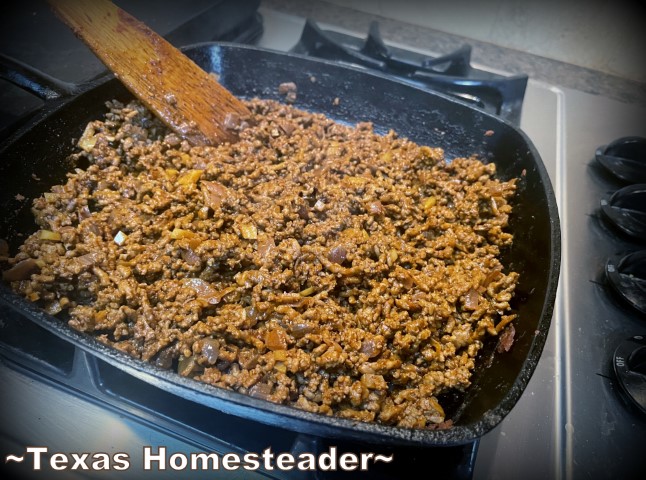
<box><xmin>600</xmin><ymin>184</ymin><xmax>646</xmax><ymax>240</ymax></box>
<box><xmin>596</xmin><ymin>136</ymin><xmax>646</xmax><ymax>183</ymax></box>
<box><xmin>605</xmin><ymin>250</ymin><xmax>646</xmax><ymax>315</ymax></box>
<box><xmin>629</xmin><ymin>345</ymin><xmax>646</xmax><ymax>375</ymax></box>
<box><xmin>613</xmin><ymin>336</ymin><xmax>646</xmax><ymax>415</ymax></box>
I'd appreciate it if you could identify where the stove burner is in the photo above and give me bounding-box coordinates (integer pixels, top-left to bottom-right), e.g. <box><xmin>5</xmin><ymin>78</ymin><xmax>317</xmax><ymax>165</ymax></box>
<box><xmin>596</xmin><ymin>136</ymin><xmax>646</xmax><ymax>183</ymax></box>
<box><xmin>292</xmin><ymin>20</ymin><xmax>528</xmax><ymax>124</ymax></box>
<box><xmin>600</xmin><ymin>184</ymin><xmax>646</xmax><ymax>240</ymax></box>
<box><xmin>613</xmin><ymin>336</ymin><xmax>646</xmax><ymax>415</ymax></box>
<box><xmin>606</xmin><ymin>251</ymin><xmax>646</xmax><ymax>316</ymax></box>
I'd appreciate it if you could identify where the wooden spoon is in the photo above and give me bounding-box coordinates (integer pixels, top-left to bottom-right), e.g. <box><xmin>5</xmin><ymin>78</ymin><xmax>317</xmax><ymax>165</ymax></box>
<box><xmin>48</xmin><ymin>0</ymin><xmax>251</xmax><ymax>146</ymax></box>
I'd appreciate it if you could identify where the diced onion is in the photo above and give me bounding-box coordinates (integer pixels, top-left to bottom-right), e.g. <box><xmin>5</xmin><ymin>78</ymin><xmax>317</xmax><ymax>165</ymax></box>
<box><xmin>249</xmin><ymin>382</ymin><xmax>272</xmax><ymax>400</ymax></box>
<box><xmin>299</xmin><ymin>286</ymin><xmax>316</xmax><ymax>297</ymax></box>
<box><xmin>113</xmin><ymin>230</ymin><xmax>127</xmax><ymax>246</ymax></box>
<box><xmin>367</xmin><ymin>201</ymin><xmax>385</xmax><ymax>215</ymax></box>
<box><xmin>78</xmin><ymin>124</ymin><xmax>97</xmax><ymax>152</ymax></box>
<box><xmin>2</xmin><ymin>258</ymin><xmax>40</xmax><ymax>281</ymax></box>
<box><xmin>464</xmin><ymin>288</ymin><xmax>479</xmax><ymax>310</ymax></box>
<box><xmin>273</xmin><ymin>349</ymin><xmax>288</xmax><ymax>361</ymax></box>
<box><xmin>327</xmin><ymin>245</ymin><xmax>347</xmax><ymax>264</ymax></box>
<box><xmin>201</xmin><ymin>180</ymin><xmax>230</xmax><ymax>210</ymax></box>
<box><xmin>201</xmin><ymin>338</ymin><xmax>220</xmax><ymax>365</ymax></box>
<box><xmin>289</xmin><ymin>322</ymin><xmax>314</xmax><ymax>338</ymax></box>
<box><xmin>265</xmin><ymin>327</ymin><xmax>288</xmax><ymax>351</ymax></box>
<box><xmin>170</xmin><ymin>228</ymin><xmax>196</xmax><ymax>240</ymax></box>
<box><xmin>274</xmin><ymin>362</ymin><xmax>287</xmax><ymax>373</ymax></box>
<box><xmin>182</xmin><ymin>278</ymin><xmax>234</xmax><ymax>305</ymax></box>
<box><xmin>257</xmin><ymin>234</ymin><xmax>275</xmax><ymax>258</ymax></box>
<box><xmin>177</xmin><ymin>169</ymin><xmax>203</xmax><ymax>186</ymax></box>
<box><xmin>178</xmin><ymin>356</ymin><xmax>196</xmax><ymax>376</ymax></box>
<box><xmin>39</xmin><ymin>230</ymin><xmax>61</xmax><ymax>241</ymax></box>
<box><xmin>240</xmin><ymin>223</ymin><xmax>257</xmax><ymax>240</ymax></box>
<box><xmin>423</xmin><ymin>197</ymin><xmax>437</xmax><ymax>210</ymax></box>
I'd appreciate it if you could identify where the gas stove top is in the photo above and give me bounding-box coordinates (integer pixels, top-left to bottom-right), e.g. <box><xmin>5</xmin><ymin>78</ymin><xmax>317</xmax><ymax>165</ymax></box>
<box><xmin>1</xmin><ymin>3</ymin><xmax>645</xmax><ymax>480</ymax></box>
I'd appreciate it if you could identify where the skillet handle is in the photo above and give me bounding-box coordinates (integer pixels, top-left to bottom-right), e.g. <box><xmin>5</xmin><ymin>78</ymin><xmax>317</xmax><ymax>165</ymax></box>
<box><xmin>0</xmin><ymin>53</ymin><xmax>79</xmax><ymax>100</ymax></box>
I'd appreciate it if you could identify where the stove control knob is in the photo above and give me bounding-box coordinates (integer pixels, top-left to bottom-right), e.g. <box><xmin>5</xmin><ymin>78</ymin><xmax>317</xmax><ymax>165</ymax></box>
<box><xmin>596</xmin><ymin>136</ymin><xmax>646</xmax><ymax>183</ymax></box>
<box><xmin>613</xmin><ymin>336</ymin><xmax>646</xmax><ymax>415</ymax></box>
<box><xmin>606</xmin><ymin>251</ymin><xmax>646</xmax><ymax>315</ymax></box>
<box><xmin>629</xmin><ymin>345</ymin><xmax>646</xmax><ymax>375</ymax></box>
<box><xmin>600</xmin><ymin>184</ymin><xmax>646</xmax><ymax>240</ymax></box>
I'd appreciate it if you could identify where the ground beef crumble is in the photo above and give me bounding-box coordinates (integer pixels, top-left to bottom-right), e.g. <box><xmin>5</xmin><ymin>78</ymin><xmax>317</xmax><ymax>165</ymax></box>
<box><xmin>4</xmin><ymin>98</ymin><xmax>518</xmax><ymax>429</ymax></box>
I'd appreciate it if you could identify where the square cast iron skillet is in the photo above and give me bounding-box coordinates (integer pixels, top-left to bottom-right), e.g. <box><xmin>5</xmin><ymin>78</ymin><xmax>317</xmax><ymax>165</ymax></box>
<box><xmin>0</xmin><ymin>43</ymin><xmax>560</xmax><ymax>447</ymax></box>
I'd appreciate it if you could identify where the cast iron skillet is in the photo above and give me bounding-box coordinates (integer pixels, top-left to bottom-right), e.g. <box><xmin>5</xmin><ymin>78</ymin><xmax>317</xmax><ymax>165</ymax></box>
<box><xmin>0</xmin><ymin>43</ymin><xmax>560</xmax><ymax>447</ymax></box>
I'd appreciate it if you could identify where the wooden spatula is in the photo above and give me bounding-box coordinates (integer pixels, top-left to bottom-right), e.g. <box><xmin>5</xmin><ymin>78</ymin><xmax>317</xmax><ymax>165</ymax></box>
<box><xmin>48</xmin><ymin>0</ymin><xmax>251</xmax><ymax>146</ymax></box>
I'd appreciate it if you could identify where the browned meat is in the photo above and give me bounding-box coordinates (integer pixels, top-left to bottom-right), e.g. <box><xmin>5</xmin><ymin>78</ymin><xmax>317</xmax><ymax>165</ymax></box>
<box><xmin>4</xmin><ymin>97</ymin><xmax>518</xmax><ymax>429</ymax></box>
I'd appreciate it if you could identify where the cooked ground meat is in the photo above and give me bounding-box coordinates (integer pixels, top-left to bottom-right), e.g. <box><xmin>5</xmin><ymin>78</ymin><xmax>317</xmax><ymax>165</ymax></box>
<box><xmin>4</xmin><ymin>98</ymin><xmax>518</xmax><ymax>429</ymax></box>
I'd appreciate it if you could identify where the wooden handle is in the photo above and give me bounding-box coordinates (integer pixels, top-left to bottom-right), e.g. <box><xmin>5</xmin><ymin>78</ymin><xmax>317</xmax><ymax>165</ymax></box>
<box><xmin>48</xmin><ymin>0</ymin><xmax>251</xmax><ymax>146</ymax></box>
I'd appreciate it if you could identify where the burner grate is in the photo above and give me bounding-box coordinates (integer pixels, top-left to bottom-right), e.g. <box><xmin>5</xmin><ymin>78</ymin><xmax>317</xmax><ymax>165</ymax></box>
<box><xmin>292</xmin><ymin>20</ymin><xmax>528</xmax><ymax>125</ymax></box>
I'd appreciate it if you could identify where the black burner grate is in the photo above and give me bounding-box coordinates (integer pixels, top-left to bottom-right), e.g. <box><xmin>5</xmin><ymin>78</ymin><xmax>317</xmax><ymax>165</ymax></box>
<box><xmin>292</xmin><ymin>20</ymin><xmax>528</xmax><ymax>125</ymax></box>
